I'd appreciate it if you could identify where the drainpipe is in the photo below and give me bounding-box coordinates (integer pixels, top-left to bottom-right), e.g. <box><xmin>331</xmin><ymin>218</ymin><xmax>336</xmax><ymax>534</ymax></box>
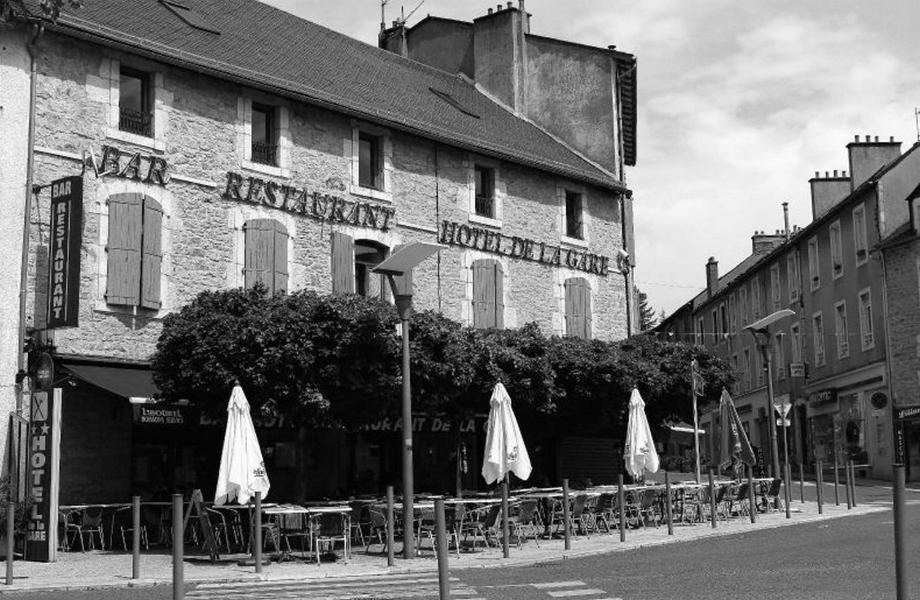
<box><xmin>620</xmin><ymin>192</ymin><xmax>632</xmax><ymax>337</ymax></box>
<box><xmin>15</xmin><ymin>23</ymin><xmax>44</xmax><ymax>414</ymax></box>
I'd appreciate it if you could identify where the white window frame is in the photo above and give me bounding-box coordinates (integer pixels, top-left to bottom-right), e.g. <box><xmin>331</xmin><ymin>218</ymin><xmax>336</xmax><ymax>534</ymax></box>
<box><xmin>858</xmin><ymin>287</ymin><xmax>875</xmax><ymax>351</ymax></box>
<box><xmin>770</xmin><ymin>263</ymin><xmax>781</xmax><ymax>311</ymax></box>
<box><xmin>728</xmin><ymin>293</ymin><xmax>737</xmax><ymax>335</ymax></box>
<box><xmin>751</xmin><ymin>277</ymin><xmax>762</xmax><ymax>320</ymax></box>
<box><xmin>467</xmin><ymin>156</ymin><xmax>503</xmax><ymax>228</ymax></box>
<box><xmin>787</xmin><ymin>251</ymin><xmax>800</xmax><ymax>303</ymax></box>
<box><xmin>696</xmin><ymin>317</ymin><xmax>704</xmax><ymax>346</ymax></box>
<box><xmin>813</xmin><ymin>311</ymin><xmax>826</xmax><ymax>367</ymax></box>
<box><xmin>558</xmin><ymin>183</ymin><xmax>590</xmax><ymax>248</ymax></box>
<box><xmin>790</xmin><ymin>321</ymin><xmax>802</xmax><ymax>365</ymax></box>
<box><xmin>808</xmin><ymin>236</ymin><xmax>820</xmax><ymax>291</ymax></box>
<box><xmin>349</xmin><ymin>122</ymin><xmax>393</xmax><ymax>202</ymax></box>
<box><xmin>830</xmin><ymin>220</ymin><xmax>844</xmax><ymax>280</ymax></box>
<box><xmin>834</xmin><ymin>300</ymin><xmax>849</xmax><ymax>359</ymax></box>
<box><xmin>99</xmin><ymin>58</ymin><xmax>170</xmax><ymax>152</ymax></box>
<box><xmin>853</xmin><ymin>204</ymin><xmax>869</xmax><ymax>267</ymax></box>
<box><xmin>237</xmin><ymin>94</ymin><xmax>292</xmax><ymax>178</ymax></box>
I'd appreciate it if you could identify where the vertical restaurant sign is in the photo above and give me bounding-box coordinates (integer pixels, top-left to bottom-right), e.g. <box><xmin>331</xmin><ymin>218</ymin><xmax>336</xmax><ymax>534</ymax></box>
<box><xmin>26</xmin><ymin>389</ymin><xmax>61</xmax><ymax>562</ymax></box>
<box><xmin>46</xmin><ymin>176</ymin><xmax>83</xmax><ymax>329</ymax></box>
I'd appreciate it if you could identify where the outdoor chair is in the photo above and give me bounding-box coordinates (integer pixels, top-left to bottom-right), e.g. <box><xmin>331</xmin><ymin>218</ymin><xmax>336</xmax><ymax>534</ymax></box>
<box><xmin>418</xmin><ymin>505</ymin><xmax>461</xmax><ymax>557</ymax></box>
<box><xmin>349</xmin><ymin>502</ymin><xmax>371</xmax><ymax>548</ymax></box>
<box><xmin>759</xmin><ymin>478</ymin><xmax>785</xmax><ymax>512</ymax></box>
<box><xmin>592</xmin><ymin>493</ymin><xmax>619</xmax><ymax>533</ymax></box>
<box><xmin>113</xmin><ymin>506</ymin><xmax>149</xmax><ymax>552</ymax></box>
<box><xmin>623</xmin><ymin>490</ymin><xmax>643</xmax><ymax>528</ymax></box>
<box><xmin>459</xmin><ymin>504</ymin><xmax>499</xmax><ymax>551</ymax></box>
<box><xmin>203</xmin><ymin>508</ymin><xmax>233</xmax><ymax>555</ymax></box>
<box><xmin>637</xmin><ymin>488</ymin><xmax>662</xmax><ymax>528</ymax></box>
<box><xmin>479</xmin><ymin>504</ymin><xmax>504</xmax><ymax>548</ymax></box>
<box><xmin>277</xmin><ymin>513</ymin><xmax>310</xmax><ymax>558</ymax></box>
<box><xmin>79</xmin><ymin>507</ymin><xmax>106</xmax><ymax>550</ymax></box>
<box><xmin>364</xmin><ymin>507</ymin><xmax>394</xmax><ymax>553</ymax></box>
<box><xmin>313</xmin><ymin>512</ymin><xmax>349</xmax><ymax>564</ymax></box>
<box><xmin>729</xmin><ymin>482</ymin><xmax>751</xmax><ymax>517</ymax></box>
<box><xmin>509</xmin><ymin>500</ymin><xmax>541</xmax><ymax>548</ymax></box>
<box><xmin>60</xmin><ymin>510</ymin><xmax>83</xmax><ymax>551</ymax></box>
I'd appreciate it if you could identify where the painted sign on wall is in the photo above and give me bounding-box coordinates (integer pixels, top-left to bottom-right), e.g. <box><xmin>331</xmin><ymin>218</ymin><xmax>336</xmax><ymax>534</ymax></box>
<box><xmin>46</xmin><ymin>176</ymin><xmax>83</xmax><ymax>329</ymax></box>
<box><xmin>26</xmin><ymin>389</ymin><xmax>61</xmax><ymax>562</ymax></box>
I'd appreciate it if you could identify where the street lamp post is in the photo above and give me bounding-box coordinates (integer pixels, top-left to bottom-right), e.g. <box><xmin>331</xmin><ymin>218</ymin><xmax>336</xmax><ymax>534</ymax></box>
<box><xmin>744</xmin><ymin>309</ymin><xmax>794</xmax><ymax>479</ymax></box>
<box><xmin>373</xmin><ymin>242</ymin><xmax>445</xmax><ymax>559</ymax></box>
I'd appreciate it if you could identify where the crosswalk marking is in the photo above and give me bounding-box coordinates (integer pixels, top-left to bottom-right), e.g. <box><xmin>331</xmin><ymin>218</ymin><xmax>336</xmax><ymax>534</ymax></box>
<box><xmin>534</xmin><ymin>581</ymin><xmax>588</xmax><ymax>588</ymax></box>
<box><xmin>547</xmin><ymin>590</ymin><xmax>609</xmax><ymax>598</ymax></box>
<box><xmin>530</xmin><ymin>579</ymin><xmax>621</xmax><ymax>600</ymax></box>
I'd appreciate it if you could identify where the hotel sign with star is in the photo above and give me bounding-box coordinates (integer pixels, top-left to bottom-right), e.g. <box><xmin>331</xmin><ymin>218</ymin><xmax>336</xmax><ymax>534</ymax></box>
<box><xmin>27</xmin><ymin>389</ymin><xmax>61</xmax><ymax>562</ymax></box>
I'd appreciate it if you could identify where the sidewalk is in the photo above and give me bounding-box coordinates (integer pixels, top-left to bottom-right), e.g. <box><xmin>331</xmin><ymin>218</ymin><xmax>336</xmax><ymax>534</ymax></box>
<box><xmin>0</xmin><ymin>497</ymin><xmax>890</xmax><ymax>594</ymax></box>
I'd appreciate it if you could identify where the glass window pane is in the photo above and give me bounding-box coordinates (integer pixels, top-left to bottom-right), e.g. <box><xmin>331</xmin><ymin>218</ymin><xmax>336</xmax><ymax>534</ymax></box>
<box><xmin>120</xmin><ymin>72</ymin><xmax>144</xmax><ymax>113</ymax></box>
<box><xmin>252</xmin><ymin>106</ymin><xmax>270</xmax><ymax>144</ymax></box>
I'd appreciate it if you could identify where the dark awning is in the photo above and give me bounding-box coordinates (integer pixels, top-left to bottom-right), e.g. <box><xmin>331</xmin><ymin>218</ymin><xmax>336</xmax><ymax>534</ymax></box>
<box><xmin>64</xmin><ymin>364</ymin><xmax>158</xmax><ymax>400</ymax></box>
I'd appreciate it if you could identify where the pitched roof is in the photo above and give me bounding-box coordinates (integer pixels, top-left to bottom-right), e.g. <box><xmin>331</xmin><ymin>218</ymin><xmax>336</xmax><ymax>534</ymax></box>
<box><xmin>21</xmin><ymin>0</ymin><xmax>625</xmax><ymax>191</ymax></box>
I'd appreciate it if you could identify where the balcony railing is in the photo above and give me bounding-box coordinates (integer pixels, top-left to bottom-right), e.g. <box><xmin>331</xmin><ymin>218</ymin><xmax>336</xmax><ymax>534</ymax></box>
<box><xmin>119</xmin><ymin>108</ymin><xmax>153</xmax><ymax>137</ymax></box>
<box><xmin>252</xmin><ymin>141</ymin><xmax>278</xmax><ymax>166</ymax></box>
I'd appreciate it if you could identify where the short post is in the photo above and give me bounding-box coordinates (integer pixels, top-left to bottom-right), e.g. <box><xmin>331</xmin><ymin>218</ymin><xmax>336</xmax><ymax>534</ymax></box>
<box><xmin>132</xmin><ymin>495</ymin><xmax>141</xmax><ymax>580</ymax></box>
<box><xmin>434</xmin><ymin>498</ymin><xmax>450</xmax><ymax>600</ymax></box>
<box><xmin>844</xmin><ymin>461</ymin><xmax>852</xmax><ymax>510</ymax></box>
<box><xmin>386</xmin><ymin>486</ymin><xmax>395</xmax><ymax>567</ymax></box>
<box><xmin>893</xmin><ymin>464</ymin><xmax>909</xmax><ymax>600</ymax></box>
<box><xmin>799</xmin><ymin>463</ymin><xmax>805</xmax><ymax>503</ymax></box>
<box><xmin>501</xmin><ymin>477</ymin><xmax>510</xmax><ymax>559</ymax></box>
<box><xmin>172</xmin><ymin>494</ymin><xmax>183</xmax><ymax>600</ymax></box>
<box><xmin>747</xmin><ymin>466</ymin><xmax>756</xmax><ymax>524</ymax></box>
<box><xmin>664</xmin><ymin>472</ymin><xmax>673</xmax><ymax>535</ymax></box>
<box><xmin>815</xmin><ymin>460</ymin><xmax>824</xmax><ymax>515</ymax></box>
<box><xmin>708</xmin><ymin>469</ymin><xmax>717</xmax><ymax>529</ymax></box>
<box><xmin>5</xmin><ymin>502</ymin><xmax>14</xmax><ymax>585</ymax></box>
<box><xmin>617</xmin><ymin>474</ymin><xmax>626</xmax><ymax>542</ymax></box>
<box><xmin>561</xmin><ymin>479</ymin><xmax>571</xmax><ymax>550</ymax></box>
<box><xmin>784</xmin><ymin>464</ymin><xmax>791</xmax><ymax>519</ymax></box>
<box><xmin>254</xmin><ymin>491</ymin><xmax>263</xmax><ymax>573</ymax></box>
<box><xmin>849</xmin><ymin>461</ymin><xmax>858</xmax><ymax>508</ymax></box>
<box><xmin>833</xmin><ymin>458</ymin><xmax>840</xmax><ymax>506</ymax></box>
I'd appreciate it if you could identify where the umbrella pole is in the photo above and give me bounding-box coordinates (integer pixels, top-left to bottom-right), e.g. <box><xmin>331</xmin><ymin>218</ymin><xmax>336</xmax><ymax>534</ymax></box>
<box><xmin>501</xmin><ymin>474</ymin><xmax>510</xmax><ymax>558</ymax></box>
<box><xmin>692</xmin><ymin>382</ymin><xmax>701</xmax><ymax>485</ymax></box>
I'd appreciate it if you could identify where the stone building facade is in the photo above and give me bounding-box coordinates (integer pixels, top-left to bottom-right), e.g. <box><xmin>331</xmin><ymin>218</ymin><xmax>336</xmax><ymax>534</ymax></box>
<box><xmin>0</xmin><ymin>0</ymin><xmax>637</xmax><ymax>503</ymax></box>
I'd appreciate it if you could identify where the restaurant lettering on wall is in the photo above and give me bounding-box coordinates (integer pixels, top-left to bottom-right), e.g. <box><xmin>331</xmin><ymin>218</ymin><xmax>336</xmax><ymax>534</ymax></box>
<box><xmin>438</xmin><ymin>220</ymin><xmax>611</xmax><ymax>276</ymax></box>
<box><xmin>223</xmin><ymin>172</ymin><xmax>396</xmax><ymax>231</ymax></box>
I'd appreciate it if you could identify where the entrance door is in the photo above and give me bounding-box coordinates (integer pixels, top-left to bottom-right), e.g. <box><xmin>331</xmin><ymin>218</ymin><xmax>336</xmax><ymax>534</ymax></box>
<box><xmin>905</xmin><ymin>421</ymin><xmax>920</xmax><ymax>481</ymax></box>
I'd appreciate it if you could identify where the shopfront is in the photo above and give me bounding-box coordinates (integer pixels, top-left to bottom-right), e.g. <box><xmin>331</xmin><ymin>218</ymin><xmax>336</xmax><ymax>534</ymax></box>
<box><xmin>894</xmin><ymin>405</ymin><xmax>920</xmax><ymax>481</ymax></box>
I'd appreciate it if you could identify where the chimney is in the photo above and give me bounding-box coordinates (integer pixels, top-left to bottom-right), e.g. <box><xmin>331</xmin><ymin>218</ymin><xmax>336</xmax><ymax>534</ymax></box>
<box><xmin>752</xmin><ymin>230</ymin><xmax>785</xmax><ymax>255</ymax></box>
<box><xmin>473</xmin><ymin>3</ymin><xmax>527</xmax><ymax>112</ymax></box>
<box><xmin>378</xmin><ymin>20</ymin><xmax>409</xmax><ymax>56</ymax></box>
<box><xmin>847</xmin><ymin>135</ymin><xmax>902</xmax><ymax>191</ymax></box>
<box><xmin>782</xmin><ymin>202</ymin><xmax>790</xmax><ymax>240</ymax></box>
<box><xmin>706</xmin><ymin>257</ymin><xmax>719</xmax><ymax>298</ymax></box>
<box><xmin>809</xmin><ymin>170</ymin><xmax>851</xmax><ymax>220</ymax></box>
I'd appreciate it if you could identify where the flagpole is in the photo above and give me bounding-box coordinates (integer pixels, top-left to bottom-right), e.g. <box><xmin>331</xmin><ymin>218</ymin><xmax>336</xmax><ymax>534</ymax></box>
<box><xmin>691</xmin><ymin>360</ymin><xmax>701</xmax><ymax>484</ymax></box>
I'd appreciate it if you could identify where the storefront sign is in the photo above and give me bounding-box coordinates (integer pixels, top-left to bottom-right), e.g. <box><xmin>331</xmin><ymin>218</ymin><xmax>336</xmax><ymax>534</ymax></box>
<box><xmin>34</xmin><ymin>353</ymin><xmax>54</xmax><ymax>390</ymax></box>
<box><xmin>222</xmin><ymin>172</ymin><xmax>396</xmax><ymax>231</ymax></box>
<box><xmin>26</xmin><ymin>389</ymin><xmax>61</xmax><ymax>562</ymax></box>
<box><xmin>133</xmin><ymin>405</ymin><xmax>190</xmax><ymax>426</ymax></box>
<box><xmin>99</xmin><ymin>145</ymin><xmax>170</xmax><ymax>186</ymax></box>
<box><xmin>438</xmin><ymin>220</ymin><xmax>611</xmax><ymax>276</ymax></box>
<box><xmin>895</xmin><ymin>405</ymin><xmax>920</xmax><ymax>421</ymax></box>
<box><xmin>808</xmin><ymin>389</ymin><xmax>836</xmax><ymax>406</ymax></box>
<box><xmin>46</xmin><ymin>176</ymin><xmax>83</xmax><ymax>329</ymax></box>
<box><xmin>789</xmin><ymin>362</ymin><xmax>805</xmax><ymax>377</ymax></box>
<box><xmin>362</xmin><ymin>415</ymin><xmax>487</xmax><ymax>434</ymax></box>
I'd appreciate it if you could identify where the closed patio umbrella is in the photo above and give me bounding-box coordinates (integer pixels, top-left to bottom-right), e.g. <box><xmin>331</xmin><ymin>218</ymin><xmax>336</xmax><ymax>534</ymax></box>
<box><xmin>718</xmin><ymin>388</ymin><xmax>756</xmax><ymax>474</ymax></box>
<box><xmin>214</xmin><ymin>382</ymin><xmax>270</xmax><ymax>505</ymax></box>
<box><xmin>624</xmin><ymin>388</ymin><xmax>659</xmax><ymax>479</ymax></box>
<box><xmin>482</xmin><ymin>382</ymin><xmax>532</xmax><ymax>484</ymax></box>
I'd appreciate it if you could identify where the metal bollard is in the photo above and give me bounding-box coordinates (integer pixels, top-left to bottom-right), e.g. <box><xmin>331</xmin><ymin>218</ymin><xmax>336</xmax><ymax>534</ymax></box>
<box><xmin>501</xmin><ymin>478</ymin><xmax>510</xmax><ymax>559</ymax></box>
<box><xmin>816</xmin><ymin>460</ymin><xmax>824</xmax><ymax>514</ymax></box>
<box><xmin>707</xmin><ymin>469</ymin><xmax>717</xmax><ymax>529</ymax></box>
<box><xmin>132</xmin><ymin>496</ymin><xmax>141</xmax><ymax>580</ymax></box>
<box><xmin>617</xmin><ymin>475</ymin><xmax>626</xmax><ymax>542</ymax></box>
<box><xmin>833</xmin><ymin>458</ymin><xmax>840</xmax><ymax>506</ymax></box>
<box><xmin>254</xmin><ymin>491</ymin><xmax>263</xmax><ymax>573</ymax></box>
<box><xmin>6</xmin><ymin>502</ymin><xmax>14</xmax><ymax>585</ymax></box>
<box><xmin>892</xmin><ymin>464</ymin><xmax>909</xmax><ymax>600</ymax></box>
<box><xmin>434</xmin><ymin>498</ymin><xmax>450</xmax><ymax>600</ymax></box>
<box><xmin>849</xmin><ymin>461</ymin><xmax>858</xmax><ymax>508</ymax></box>
<box><xmin>799</xmin><ymin>464</ymin><xmax>805</xmax><ymax>503</ymax></box>
<box><xmin>562</xmin><ymin>479</ymin><xmax>571</xmax><ymax>550</ymax></box>
<box><xmin>784</xmin><ymin>464</ymin><xmax>791</xmax><ymax>520</ymax></box>
<box><xmin>844</xmin><ymin>461</ymin><xmax>852</xmax><ymax>509</ymax></box>
<box><xmin>172</xmin><ymin>494</ymin><xmax>183</xmax><ymax>600</ymax></box>
<box><xmin>664</xmin><ymin>472</ymin><xmax>673</xmax><ymax>535</ymax></box>
<box><xmin>386</xmin><ymin>486</ymin><xmax>395</xmax><ymax>567</ymax></box>
<box><xmin>747</xmin><ymin>466</ymin><xmax>756</xmax><ymax>524</ymax></box>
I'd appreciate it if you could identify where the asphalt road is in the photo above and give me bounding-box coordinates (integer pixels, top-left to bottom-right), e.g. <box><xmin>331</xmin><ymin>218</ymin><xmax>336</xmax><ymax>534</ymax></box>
<box><xmin>9</xmin><ymin>481</ymin><xmax>917</xmax><ymax>600</ymax></box>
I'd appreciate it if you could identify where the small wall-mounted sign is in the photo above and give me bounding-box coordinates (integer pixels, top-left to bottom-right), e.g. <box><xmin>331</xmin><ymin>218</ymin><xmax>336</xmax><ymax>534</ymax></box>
<box><xmin>46</xmin><ymin>176</ymin><xmax>83</xmax><ymax>329</ymax></box>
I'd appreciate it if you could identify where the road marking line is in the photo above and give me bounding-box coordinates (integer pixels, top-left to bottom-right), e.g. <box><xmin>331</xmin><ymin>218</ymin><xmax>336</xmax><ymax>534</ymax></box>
<box><xmin>547</xmin><ymin>590</ymin><xmax>608</xmax><ymax>597</ymax></box>
<box><xmin>533</xmin><ymin>581</ymin><xmax>587</xmax><ymax>588</ymax></box>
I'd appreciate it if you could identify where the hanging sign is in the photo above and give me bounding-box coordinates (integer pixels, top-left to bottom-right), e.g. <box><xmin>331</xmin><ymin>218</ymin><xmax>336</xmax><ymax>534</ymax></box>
<box><xmin>46</xmin><ymin>176</ymin><xmax>83</xmax><ymax>329</ymax></box>
<box><xmin>26</xmin><ymin>388</ymin><xmax>62</xmax><ymax>562</ymax></box>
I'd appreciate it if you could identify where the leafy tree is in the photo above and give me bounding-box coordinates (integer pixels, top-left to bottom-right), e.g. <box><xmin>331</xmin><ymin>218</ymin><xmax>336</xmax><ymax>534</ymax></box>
<box><xmin>1</xmin><ymin>0</ymin><xmax>82</xmax><ymax>22</ymax></box>
<box><xmin>635</xmin><ymin>286</ymin><xmax>657</xmax><ymax>331</ymax></box>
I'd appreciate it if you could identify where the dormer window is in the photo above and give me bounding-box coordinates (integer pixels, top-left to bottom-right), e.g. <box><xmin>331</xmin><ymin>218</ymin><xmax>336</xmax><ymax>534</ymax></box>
<box><xmin>119</xmin><ymin>68</ymin><xmax>152</xmax><ymax>137</ymax></box>
<box><xmin>474</xmin><ymin>165</ymin><xmax>495</xmax><ymax>218</ymax></box>
<box><xmin>251</xmin><ymin>103</ymin><xmax>277</xmax><ymax>166</ymax></box>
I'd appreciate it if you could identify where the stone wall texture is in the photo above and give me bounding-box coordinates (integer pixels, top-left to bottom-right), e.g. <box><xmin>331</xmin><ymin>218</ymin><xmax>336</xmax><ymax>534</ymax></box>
<box><xmin>884</xmin><ymin>239</ymin><xmax>920</xmax><ymax>408</ymax></box>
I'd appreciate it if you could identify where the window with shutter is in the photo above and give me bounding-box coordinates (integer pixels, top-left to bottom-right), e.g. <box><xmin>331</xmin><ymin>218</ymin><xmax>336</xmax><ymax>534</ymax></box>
<box><xmin>331</xmin><ymin>231</ymin><xmax>354</xmax><ymax>294</ymax></box>
<box><xmin>354</xmin><ymin>239</ymin><xmax>387</xmax><ymax>299</ymax></box>
<box><xmin>564</xmin><ymin>277</ymin><xmax>592</xmax><ymax>339</ymax></box>
<box><xmin>106</xmin><ymin>194</ymin><xmax>143</xmax><ymax>306</ymax></box>
<box><xmin>244</xmin><ymin>218</ymin><xmax>288</xmax><ymax>295</ymax></box>
<box><xmin>472</xmin><ymin>259</ymin><xmax>503</xmax><ymax>329</ymax></box>
<box><xmin>140</xmin><ymin>198</ymin><xmax>163</xmax><ymax>309</ymax></box>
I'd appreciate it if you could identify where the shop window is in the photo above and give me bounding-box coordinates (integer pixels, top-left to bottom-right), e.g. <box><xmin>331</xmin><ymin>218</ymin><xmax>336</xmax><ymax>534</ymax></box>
<box><xmin>813</xmin><ymin>312</ymin><xmax>825</xmax><ymax>367</ymax></box>
<box><xmin>474</xmin><ymin>165</ymin><xmax>495</xmax><ymax>219</ymax></box>
<box><xmin>853</xmin><ymin>204</ymin><xmax>868</xmax><ymax>266</ymax></box>
<box><xmin>834</xmin><ymin>301</ymin><xmax>849</xmax><ymax>359</ymax></box>
<box><xmin>358</xmin><ymin>132</ymin><xmax>383</xmax><ymax>190</ymax></box>
<box><xmin>565</xmin><ymin>191</ymin><xmax>584</xmax><ymax>240</ymax></box>
<box><xmin>808</xmin><ymin>236</ymin><xmax>820</xmax><ymax>291</ymax></box>
<box><xmin>471</xmin><ymin>259</ymin><xmax>504</xmax><ymax>329</ymax></box>
<box><xmin>830</xmin><ymin>221</ymin><xmax>843</xmax><ymax>279</ymax></box>
<box><xmin>564</xmin><ymin>277</ymin><xmax>592</xmax><ymax>339</ymax></box>
<box><xmin>243</xmin><ymin>219</ymin><xmax>288</xmax><ymax>294</ymax></box>
<box><xmin>106</xmin><ymin>194</ymin><xmax>162</xmax><ymax>310</ymax></box>
<box><xmin>858</xmin><ymin>288</ymin><xmax>874</xmax><ymax>350</ymax></box>
<box><xmin>119</xmin><ymin>67</ymin><xmax>152</xmax><ymax>138</ymax></box>
<box><xmin>250</xmin><ymin>103</ymin><xmax>278</xmax><ymax>166</ymax></box>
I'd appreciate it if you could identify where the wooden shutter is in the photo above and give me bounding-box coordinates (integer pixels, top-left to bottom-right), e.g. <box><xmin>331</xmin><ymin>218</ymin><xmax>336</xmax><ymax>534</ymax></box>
<box><xmin>565</xmin><ymin>277</ymin><xmax>591</xmax><ymax>339</ymax></box>
<box><xmin>106</xmin><ymin>194</ymin><xmax>142</xmax><ymax>306</ymax></box>
<box><xmin>472</xmin><ymin>259</ymin><xmax>502</xmax><ymax>329</ymax></box>
<box><xmin>140</xmin><ymin>197</ymin><xmax>163</xmax><ymax>310</ymax></box>
<box><xmin>331</xmin><ymin>231</ymin><xmax>354</xmax><ymax>294</ymax></box>
<box><xmin>244</xmin><ymin>219</ymin><xmax>275</xmax><ymax>292</ymax></box>
<box><xmin>272</xmin><ymin>221</ymin><xmax>289</xmax><ymax>294</ymax></box>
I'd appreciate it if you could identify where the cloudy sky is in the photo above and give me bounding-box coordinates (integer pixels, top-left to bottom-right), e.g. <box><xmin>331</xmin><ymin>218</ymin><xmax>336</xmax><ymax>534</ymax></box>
<box><xmin>266</xmin><ymin>0</ymin><xmax>920</xmax><ymax>317</ymax></box>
